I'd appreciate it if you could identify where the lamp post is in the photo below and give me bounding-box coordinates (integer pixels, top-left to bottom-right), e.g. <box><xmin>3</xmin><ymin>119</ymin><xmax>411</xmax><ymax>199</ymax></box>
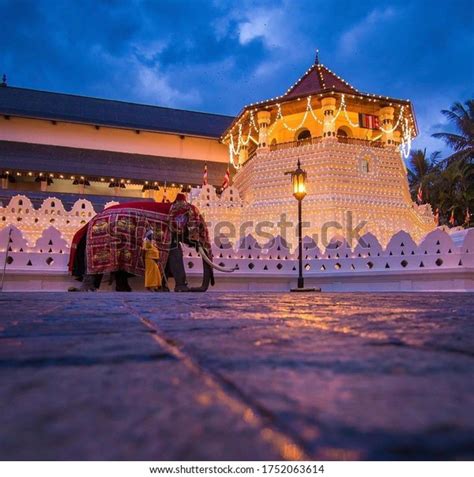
<box><xmin>286</xmin><ymin>159</ymin><xmax>318</xmax><ymax>292</ymax></box>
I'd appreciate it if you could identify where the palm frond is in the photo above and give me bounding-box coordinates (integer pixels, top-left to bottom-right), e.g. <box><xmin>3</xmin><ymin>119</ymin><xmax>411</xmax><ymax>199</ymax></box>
<box><xmin>432</xmin><ymin>132</ymin><xmax>469</xmax><ymax>151</ymax></box>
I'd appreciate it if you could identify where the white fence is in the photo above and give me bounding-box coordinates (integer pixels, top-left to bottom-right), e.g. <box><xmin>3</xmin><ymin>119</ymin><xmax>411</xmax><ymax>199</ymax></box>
<box><xmin>0</xmin><ymin>194</ymin><xmax>119</xmax><ymax>243</ymax></box>
<box><xmin>0</xmin><ymin>194</ymin><xmax>472</xmax><ymax>291</ymax></box>
<box><xmin>182</xmin><ymin>229</ymin><xmax>473</xmax><ymax>279</ymax></box>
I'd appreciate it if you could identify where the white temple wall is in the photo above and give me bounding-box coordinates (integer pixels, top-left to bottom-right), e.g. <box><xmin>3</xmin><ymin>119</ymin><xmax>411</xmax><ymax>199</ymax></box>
<box><xmin>0</xmin><ymin>194</ymin><xmax>470</xmax><ymax>292</ymax></box>
<box><xmin>232</xmin><ymin>140</ymin><xmax>435</xmax><ymax>246</ymax></box>
<box><xmin>0</xmin><ymin>226</ymin><xmax>472</xmax><ymax>292</ymax></box>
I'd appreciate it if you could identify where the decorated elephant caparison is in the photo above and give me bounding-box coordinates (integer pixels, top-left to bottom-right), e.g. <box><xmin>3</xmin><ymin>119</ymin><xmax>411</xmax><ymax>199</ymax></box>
<box><xmin>68</xmin><ymin>194</ymin><xmax>236</xmax><ymax>292</ymax></box>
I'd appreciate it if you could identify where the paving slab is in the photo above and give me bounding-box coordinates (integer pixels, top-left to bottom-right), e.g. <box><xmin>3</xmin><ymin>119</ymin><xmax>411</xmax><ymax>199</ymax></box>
<box><xmin>0</xmin><ymin>292</ymin><xmax>473</xmax><ymax>460</ymax></box>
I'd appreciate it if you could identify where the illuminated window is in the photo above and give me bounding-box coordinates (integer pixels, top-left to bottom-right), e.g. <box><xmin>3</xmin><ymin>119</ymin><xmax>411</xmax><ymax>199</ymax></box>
<box><xmin>360</xmin><ymin>158</ymin><xmax>369</xmax><ymax>173</ymax></box>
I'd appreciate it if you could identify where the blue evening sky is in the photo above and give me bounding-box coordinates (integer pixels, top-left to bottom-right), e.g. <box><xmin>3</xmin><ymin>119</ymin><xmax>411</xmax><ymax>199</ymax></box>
<box><xmin>1</xmin><ymin>0</ymin><xmax>473</xmax><ymax>156</ymax></box>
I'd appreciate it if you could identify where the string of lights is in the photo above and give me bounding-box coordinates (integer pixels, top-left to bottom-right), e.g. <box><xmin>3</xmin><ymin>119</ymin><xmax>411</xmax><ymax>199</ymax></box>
<box><xmin>276</xmin><ymin>101</ymin><xmax>310</xmax><ymax>132</ymax></box>
<box><xmin>249</xmin><ymin>110</ymin><xmax>260</xmax><ymax>133</ymax></box>
<box><xmin>400</xmin><ymin>118</ymin><xmax>413</xmax><ymax>159</ymax></box>
<box><xmin>229</xmin><ymin>141</ymin><xmax>240</xmax><ymax>169</ymax></box>
<box><xmin>0</xmin><ymin>169</ymin><xmax>197</xmax><ymax>191</ymax></box>
<box><xmin>379</xmin><ymin>107</ymin><xmax>405</xmax><ymax>133</ymax></box>
<box><xmin>226</xmin><ymin>93</ymin><xmax>414</xmax><ymax>165</ymax></box>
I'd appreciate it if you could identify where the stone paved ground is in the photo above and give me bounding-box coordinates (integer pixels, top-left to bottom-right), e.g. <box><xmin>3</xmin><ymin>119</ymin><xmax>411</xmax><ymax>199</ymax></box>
<box><xmin>0</xmin><ymin>292</ymin><xmax>473</xmax><ymax>461</ymax></box>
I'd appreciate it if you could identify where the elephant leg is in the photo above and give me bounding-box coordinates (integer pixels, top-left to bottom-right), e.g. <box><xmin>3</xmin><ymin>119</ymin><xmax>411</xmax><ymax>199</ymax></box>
<box><xmin>81</xmin><ymin>274</ymin><xmax>99</xmax><ymax>291</ymax></box>
<box><xmin>115</xmin><ymin>271</ymin><xmax>132</xmax><ymax>292</ymax></box>
<box><xmin>93</xmin><ymin>274</ymin><xmax>103</xmax><ymax>290</ymax></box>
<box><xmin>68</xmin><ymin>273</ymin><xmax>100</xmax><ymax>292</ymax></box>
<box><xmin>167</xmin><ymin>245</ymin><xmax>189</xmax><ymax>292</ymax></box>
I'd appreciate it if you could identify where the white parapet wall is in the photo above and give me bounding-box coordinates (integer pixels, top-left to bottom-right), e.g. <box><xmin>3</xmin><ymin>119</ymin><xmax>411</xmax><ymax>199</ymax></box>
<box><xmin>182</xmin><ymin>228</ymin><xmax>474</xmax><ymax>292</ymax></box>
<box><xmin>0</xmin><ymin>194</ymin><xmax>473</xmax><ymax>292</ymax></box>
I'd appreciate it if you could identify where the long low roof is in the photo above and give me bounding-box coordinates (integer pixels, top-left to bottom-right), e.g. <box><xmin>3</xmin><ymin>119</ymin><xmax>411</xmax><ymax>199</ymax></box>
<box><xmin>0</xmin><ymin>86</ymin><xmax>234</xmax><ymax>138</ymax></box>
<box><xmin>0</xmin><ymin>141</ymin><xmax>228</xmax><ymax>185</ymax></box>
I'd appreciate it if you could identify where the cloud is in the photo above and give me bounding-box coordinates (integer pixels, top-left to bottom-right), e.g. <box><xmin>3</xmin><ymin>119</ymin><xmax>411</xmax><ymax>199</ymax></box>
<box><xmin>133</xmin><ymin>63</ymin><xmax>201</xmax><ymax>107</ymax></box>
<box><xmin>1</xmin><ymin>0</ymin><xmax>471</xmax><ymax>137</ymax></box>
<box><xmin>131</xmin><ymin>42</ymin><xmax>205</xmax><ymax>108</ymax></box>
<box><xmin>238</xmin><ymin>9</ymin><xmax>284</xmax><ymax>48</ymax></box>
<box><xmin>132</xmin><ymin>40</ymin><xmax>168</xmax><ymax>63</ymax></box>
<box><xmin>254</xmin><ymin>60</ymin><xmax>284</xmax><ymax>78</ymax></box>
<box><xmin>83</xmin><ymin>43</ymin><xmax>202</xmax><ymax>108</ymax></box>
<box><xmin>214</xmin><ymin>3</ymin><xmax>312</xmax><ymax>85</ymax></box>
<box><xmin>339</xmin><ymin>7</ymin><xmax>398</xmax><ymax>56</ymax></box>
<box><xmin>411</xmin><ymin>94</ymin><xmax>457</xmax><ymax>156</ymax></box>
<box><xmin>213</xmin><ymin>2</ymin><xmax>302</xmax><ymax>52</ymax></box>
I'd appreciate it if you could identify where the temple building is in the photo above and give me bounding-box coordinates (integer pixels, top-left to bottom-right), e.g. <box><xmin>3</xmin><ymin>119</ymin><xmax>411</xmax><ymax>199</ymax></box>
<box><xmin>0</xmin><ymin>78</ymin><xmax>232</xmax><ymax>205</ymax></box>
<box><xmin>1</xmin><ymin>56</ymin><xmax>471</xmax><ymax>293</ymax></box>
<box><xmin>0</xmin><ymin>57</ymin><xmax>435</xmax><ymax>246</ymax></box>
<box><xmin>217</xmin><ymin>56</ymin><xmax>435</xmax><ymax>246</ymax></box>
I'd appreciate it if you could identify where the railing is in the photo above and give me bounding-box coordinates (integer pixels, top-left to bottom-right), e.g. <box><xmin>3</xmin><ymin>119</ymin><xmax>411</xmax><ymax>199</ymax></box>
<box><xmin>337</xmin><ymin>136</ymin><xmax>385</xmax><ymax>148</ymax></box>
<box><xmin>267</xmin><ymin>135</ymin><xmax>387</xmax><ymax>152</ymax></box>
<box><xmin>269</xmin><ymin>136</ymin><xmax>322</xmax><ymax>152</ymax></box>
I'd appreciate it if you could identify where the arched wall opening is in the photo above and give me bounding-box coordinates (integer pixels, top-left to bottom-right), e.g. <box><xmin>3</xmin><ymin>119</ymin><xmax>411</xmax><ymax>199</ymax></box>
<box><xmin>295</xmin><ymin>128</ymin><xmax>311</xmax><ymax>141</ymax></box>
<box><xmin>337</xmin><ymin>126</ymin><xmax>353</xmax><ymax>138</ymax></box>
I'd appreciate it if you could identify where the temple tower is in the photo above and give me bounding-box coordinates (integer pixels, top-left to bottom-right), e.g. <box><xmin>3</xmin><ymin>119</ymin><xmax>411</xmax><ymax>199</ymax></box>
<box><xmin>321</xmin><ymin>96</ymin><xmax>337</xmax><ymax>138</ymax></box>
<box><xmin>221</xmin><ymin>57</ymin><xmax>434</xmax><ymax>248</ymax></box>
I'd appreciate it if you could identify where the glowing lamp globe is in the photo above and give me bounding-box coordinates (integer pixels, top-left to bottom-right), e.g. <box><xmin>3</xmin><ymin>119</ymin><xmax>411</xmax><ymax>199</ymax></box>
<box><xmin>291</xmin><ymin>160</ymin><xmax>307</xmax><ymax>201</ymax></box>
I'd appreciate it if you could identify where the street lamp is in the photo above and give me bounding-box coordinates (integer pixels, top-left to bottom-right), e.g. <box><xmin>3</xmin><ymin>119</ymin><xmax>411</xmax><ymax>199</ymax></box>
<box><xmin>286</xmin><ymin>159</ymin><xmax>318</xmax><ymax>292</ymax></box>
<box><xmin>291</xmin><ymin>159</ymin><xmax>307</xmax><ymax>202</ymax></box>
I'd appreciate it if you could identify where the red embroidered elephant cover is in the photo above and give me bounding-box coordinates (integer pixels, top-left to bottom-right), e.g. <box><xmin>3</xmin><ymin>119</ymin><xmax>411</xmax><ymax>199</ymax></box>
<box><xmin>86</xmin><ymin>207</ymin><xmax>172</xmax><ymax>276</ymax></box>
<box><xmin>68</xmin><ymin>199</ymin><xmax>211</xmax><ymax>277</ymax></box>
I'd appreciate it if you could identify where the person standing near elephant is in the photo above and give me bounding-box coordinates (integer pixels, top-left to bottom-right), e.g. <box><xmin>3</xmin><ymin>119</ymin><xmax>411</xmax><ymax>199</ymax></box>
<box><xmin>142</xmin><ymin>229</ymin><xmax>161</xmax><ymax>291</ymax></box>
<box><xmin>68</xmin><ymin>195</ymin><xmax>235</xmax><ymax>293</ymax></box>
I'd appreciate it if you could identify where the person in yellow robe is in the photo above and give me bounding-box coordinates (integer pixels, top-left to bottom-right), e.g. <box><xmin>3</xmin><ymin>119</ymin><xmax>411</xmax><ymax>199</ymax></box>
<box><xmin>142</xmin><ymin>229</ymin><xmax>162</xmax><ymax>291</ymax></box>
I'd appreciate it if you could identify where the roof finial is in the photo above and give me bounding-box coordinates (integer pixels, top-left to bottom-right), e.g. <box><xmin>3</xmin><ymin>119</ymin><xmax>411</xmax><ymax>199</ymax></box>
<box><xmin>314</xmin><ymin>49</ymin><xmax>319</xmax><ymax>65</ymax></box>
<box><xmin>1</xmin><ymin>74</ymin><xmax>7</xmax><ymax>87</ymax></box>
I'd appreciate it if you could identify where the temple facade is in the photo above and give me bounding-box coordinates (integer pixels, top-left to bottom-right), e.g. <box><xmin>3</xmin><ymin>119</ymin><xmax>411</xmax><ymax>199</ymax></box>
<box><xmin>0</xmin><ymin>81</ymin><xmax>232</xmax><ymax>204</ymax></box>
<box><xmin>209</xmin><ymin>58</ymin><xmax>435</xmax><ymax>246</ymax></box>
<box><xmin>0</xmin><ymin>58</ymin><xmax>436</xmax><ymax>248</ymax></box>
<box><xmin>0</xmin><ymin>58</ymin><xmax>471</xmax><ymax>292</ymax></box>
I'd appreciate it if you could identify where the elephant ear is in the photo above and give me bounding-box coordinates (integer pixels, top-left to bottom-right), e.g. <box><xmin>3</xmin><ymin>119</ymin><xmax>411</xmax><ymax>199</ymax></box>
<box><xmin>188</xmin><ymin>206</ymin><xmax>213</xmax><ymax>258</ymax></box>
<box><xmin>169</xmin><ymin>200</ymin><xmax>190</xmax><ymax>232</ymax></box>
<box><xmin>169</xmin><ymin>201</ymin><xmax>212</xmax><ymax>256</ymax></box>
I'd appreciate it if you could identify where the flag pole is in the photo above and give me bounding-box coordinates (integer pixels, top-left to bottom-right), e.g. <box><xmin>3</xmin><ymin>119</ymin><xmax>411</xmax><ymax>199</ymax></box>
<box><xmin>203</xmin><ymin>163</ymin><xmax>208</xmax><ymax>186</ymax></box>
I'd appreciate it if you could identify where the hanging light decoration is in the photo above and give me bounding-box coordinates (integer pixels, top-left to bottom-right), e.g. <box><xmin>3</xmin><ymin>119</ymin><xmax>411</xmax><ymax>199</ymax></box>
<box><xmin>35</xmin><ymin>173</ymin><xmax>54</xmax><ymax>186</ymax></box>
<box><xmin>1</xmin><ymin>171</ymin><xmax>16</xmax><ymax>183</ymax></box>
<box><xmin>142</xmin><ymin>181</ymin><xmax>160</xmax><ymax>192</ymax></box>
<box><xmin>225</xmin><ymin>93</ymin><xmax>414</xmax><ymax>165</ymax></box>
<box><xmin>71</xmin><ymin>176</ymin><xmax>89</xmax><ymax>186</ymax></box>
<box><xmin>108</xmin><ymin>179</ymin><xmax>125</xmax><ymax>189</ymax></box>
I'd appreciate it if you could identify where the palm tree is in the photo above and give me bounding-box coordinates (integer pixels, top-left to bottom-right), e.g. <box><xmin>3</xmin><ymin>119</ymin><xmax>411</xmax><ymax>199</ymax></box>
<box><xmin>433</xmin><ymin>160</ymin><xmax>473</xmax><ymax>225</ymax></box>
<box><xmin>432</xmin><ymin>100</ymin><xmax>474</xmax><ymax>166</ymax></box>
<box><xmin>407</xmin><ymin>148</ymin><xmax>441</xmax><ymax>201</ymax></box>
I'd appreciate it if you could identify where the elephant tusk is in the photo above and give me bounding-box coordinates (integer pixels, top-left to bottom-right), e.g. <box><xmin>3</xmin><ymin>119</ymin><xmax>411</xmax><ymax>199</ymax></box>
<box><xmin>198</xmin><ymin>246</ymin><xmax>238</xmax><ymax>273</ymax></box>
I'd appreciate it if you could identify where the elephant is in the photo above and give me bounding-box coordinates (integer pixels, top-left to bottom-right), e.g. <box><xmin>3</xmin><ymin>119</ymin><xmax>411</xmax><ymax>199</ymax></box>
<box><xmin>68</xmin><ymin>194</ymin><xmax>236</xmax><ymax>292</ymax></box>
